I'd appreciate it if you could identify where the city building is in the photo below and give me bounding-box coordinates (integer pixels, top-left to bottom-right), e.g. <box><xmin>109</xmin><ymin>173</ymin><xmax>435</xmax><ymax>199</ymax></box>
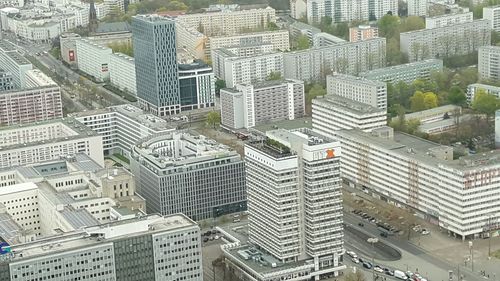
<box><xmin>400</xmin><ymin>19</ymin><xmax>490</xmax><ymax>62</ymax></box>
<box><xmin>393</xmin><ymin>104</ymin><xmax>461</xmax><ymax>124</ymax></box>
<box><xmin>132</xmin><ymin>15</ymin><xmax>180</xmax><ymax>116</ymax></box>
<box><xmin>407</xmin><ymin>0</ymin><xmax>427</xmax><ymax>16</ymax></box>
<box><xmin>0</xmin><ymin>69</ymin><xmax>13</xmax><ymax>91</ymax></box>
<box><xmin>175</xmin><ymin>7</ymin><xmax>276</xmax><ymax>37</ymax></box>
<box><xmin>0</xmin><ymin>118</ymin><xmax>104</xmax><ymax>168</ymax></box>
<box><xmin>326</xmin><ymin>74</ymin><xmax>387</xmax><ymax>109</ymax></box>
<box><xmin>0</xmin><ymin>214</ymin><xmax>203</xmax><ymax>281</ymax></box>
<box><xmin>483</xmin><ymin>5</ymin><xmax>500</xmax><ymax>33</ymax></box>
<box><xmin>425</xmin><ymin>12</ymin><xmax>473</xmax><ymax>29</ymax></box>
<box><xmin>283</xmin><ymin>38</ymin><xmax>386</xmax><ymax>82</ymax></box>
<box><xmin>175</xmin><ymin>20</ymin><xmax>207</xmax><ymax>60</ymax></box>
<box><xmin>479</xmin><ymin>46</ymin><xmax>500</xmax><ymax>81</ymax></box>
<box><xmin>130</xmin><ymin>132</ymin><xmax>246</xmax><ymax>221</ymax></box>
<box><xmin>335</xmin><ymin>126</ymin><xmax>500</xmax><ymax>239</ymax></box>
<box><xmin>307</xmin><ymin>0</ymin><xmax>398</xmax><ymax>24</ymax></box>
<box><xmin>75</xmin><ymin>38</ymin><xmax>112</xmax><ymax>82</ymax></box>
<box><xmin>228</xmin><ymin>128</ymin><xmax>344</xmax><ymax>280</ymax></box>
<box><xmin>290</xmin><ymin>0</ymin><xmax>307</xmax><ymax>19</ymax></box>
<box><xmin>109</xmin><ymin>52</ymin><xmax>136</xmax><ymax>95</ymax></box>
<box><xmin>24</xmin><ymin>69</ymin><xmax>57</xmax><ymax>88</ymax></box>
<box><xmin>496</xmin><ymin>110</ymin><xmax>500</xmax><ymax>148</ymax></box>
<box><xmin>60</xmin><ymin>33</ymin><xmax>81</xmax><ymax>68</ymax></box>
<box><xmin>211</xmin><ymin>48</ymin><xmax>283</xmax><ymax>88</ymax></box>
<box><xmin>0</xmin><ymin>40</ymin><xmax>32</xmax><ymax>89</ymax></box>
<box><xmin>220</xmin><ymin>79</ymin><xmax>305</xmax><ymax>130</ymax></box>
<box><xmin>0</xmin><ymin>85</ymin><xmax>63</xmax><ymax>126</ymax></box>
<box><xmin>289</xmin><ymin>21</ymin><xmax>321</xmax><ymax>44</ymax></box>
<box><xmin>467</xmin><ymin>83</ymin><xmax>500</xmax><ymax>103</ymax></box>
<box><xmin>312</xmin><ymin>94</ymin><xmax>387</xmax><ymax>134</ymax></box>
<box><xmin>349</xmin><ymin>25</ymin><xmax>379</xmax><ymax>42</ymax></box>
<box><xmin>178</xmin><ymin>61</ymin><xmax>216</xmax><ymax>110</ymax></box>
<box><xmin>312</xmin><ymin>32</ymin><xmax>346</xmax><ymax>47</ymax></box>
<box><xmin>72</xmin><ymin>104</ymin><xmax>175</xmax><ymax>156</ymax></box>
<box><xmin>359</xmin><ymin>59</ymin><xmax>443</xmax><ymax>84</ymax></box>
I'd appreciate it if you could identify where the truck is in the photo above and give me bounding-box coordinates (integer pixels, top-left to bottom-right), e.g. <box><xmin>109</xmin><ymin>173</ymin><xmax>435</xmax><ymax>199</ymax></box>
<box><xmin>394</xmin><ymin>270</ymin><xmax>408</xmax><ymax>280</ymax></box>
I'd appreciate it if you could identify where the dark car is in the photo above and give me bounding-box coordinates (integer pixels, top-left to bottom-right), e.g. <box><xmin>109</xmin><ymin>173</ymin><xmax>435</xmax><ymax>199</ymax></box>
<box><xmin>203</xmin><ymin>237</ymin><xmax>209</xmax><ymax>242</ymax></box>
<box><xmin>363</xmin><ymin>262</ymin><xmax>373</xmax><ymax>269</ymax></box>
<box><xmin>358</xmin><ymin>222</ymin><xmax>364</xmax><ymax>227</ymax></box>
<box><xmin>380</xmin><ymin>232</ymin><xmax>388</xmax><ymax>238</ymax></box>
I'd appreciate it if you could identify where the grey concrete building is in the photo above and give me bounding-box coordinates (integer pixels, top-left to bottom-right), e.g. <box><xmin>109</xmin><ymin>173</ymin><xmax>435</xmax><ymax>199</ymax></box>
<box><xmin>467</xmin><ymin>83</ymin><xmax>500</xmax><ymax>103</ymax></box>
<box><xmin>359</xmin><ymin>59</ymin><xmax>443</xmax><ymax>84</ymax></box>
<box><xmin>0</xmin><ymin>68</ymin><xmax>13</xmax><ymax>91</ymax></box>
<box><xmin>283</xmin><ymin>37</ymin><xmax>386</xmax><ymax>82</ymax></box>
<box><xmin>220</xmin><ymin>79</ymin><xmax>305</xmax><ymax>130</ymax></box>
<box><xmin>326</xmin><ymin>74</ymin><xmax>387</xmax><ymax>110</ymax></box>
<box><xmin>479</xmin><ymin>46</ymin><xmax>500</xmax><ymax>81</ymax></box>
<box><xmin>0</xmin><ymin>214</ymin><xmax>203</xmax><ymax>281</ymax></box>
<box><xmin>130</xmin><ymin>132</ymin><xmax>246</xmax><ymax>220</ymax></box>
<box><xmin>0</xmin><ymin>40</ymin><xmax>32</xmax><ymax>89</ymax></box>
<box><xmin>400</xmin><ymin>19</ymin><xmax>490</xmax><ymax>62</ymax></box>
<box><xmin>132</xmin><ymin>15</ymin><xmax>180</xmax><ymax>116</ymax></box>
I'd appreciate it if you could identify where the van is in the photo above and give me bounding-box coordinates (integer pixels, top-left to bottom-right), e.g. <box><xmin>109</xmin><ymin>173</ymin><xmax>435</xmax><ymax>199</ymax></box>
<box><xmin>394</xmin><ymin>270</ymin><xmax>408</xmax><ymax>280</ymax></box>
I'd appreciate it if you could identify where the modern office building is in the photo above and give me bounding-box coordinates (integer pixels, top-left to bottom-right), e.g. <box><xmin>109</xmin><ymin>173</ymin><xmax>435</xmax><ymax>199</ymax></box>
<box><xmin>212</xmin><ymin>48</ymin><xmax>283</xmax><ymax>88</ymax></box>
<box><xmin>312</xmin><ymin>32</ymin><xmax>346</xmax><ymax>47</ymax></box>
<box><xmin>349</xmin><ymin>25</ymin><xmax>379</xmax><ymax>42</ymax></box>
<box><xmin>0</xmin><ymin>69</ymin><xmax>13</xmax><ymax>91</ymax></box>
<box><xmin>0</xmin><ymin>40</ymin><xmax>32</xmax><ymax>89</ymax></box>
<box><xmin>0</xmin><ymin>214</ymin><xmax>203</xmax><ymax>281</ymax></box>
<box><xmin>289</xmin><ymin>21</ymin><xmax>321</xmax><ymax>44</ymax></box>
<box><xmin>175</xmin><ymin>7</ymin><xmax>276</xmax><ymax>37</ymax></box>
<box><xmin>425</xmin><ymin>12</ymin><xmax>473</xmax><ymax>29</ymax></box>
<box><xmin>0</xmin><ymin>85</ymin><xmax>63</xmax><ymax>126</ymax></box>
<box><xmin>0</xmin><ymin>118</ymin><xmax>104</xmax><ymax>168</ymax></box>
<box><xmin>312</xmin><ymin>94</ymin><xmax>387</xmax><ymax>134</ymax></box>
<box><xmin>327</xmin><ymin>74</ymin><xmax>387</xmax><ymax>109</ymax></box>
<box><xmin>336</xmin><ymin>126</ymin><xmax>500</xmax><ymax>239</ymax></box>
<box><xmin>307</xmin><ymin>0</ymin><xmax>398</xmax><ymax>24</ymax></box>
<box><xmin>483</xmin><ymin>5</ymin><xmax>500</xmax><ymax>33</ymax></box>
<box><xmin>359</xmin><ymin>59</ymin><xmax>443</xmax><ymax>84</ymax></box>
<box><xmin>132</xmin><ymin>15</ymin><xmax>180</xmax><ymax>116</ymax></box>
<box><xmin>220</xmin><ymin>79</ymin><xmax>305</xmax><ymax>130</ymax></box>
<box><xmin>467</xmin><ymin>83</ymin><xmax>500</xmax><ymax>103</ymax></box>
<box><xmin>72</xmin><ymin>104</ymin><xmax>175</xmax><ymax>156</ymax></box>
<box><xmin>130</xmin><ymin>132</ymin><xmax>246</xmax><ymax>221</ymax></box>
<box><xmin>59</xmin><ymin>33</ymin><xmax>81</xmax><ymax>68</ymax></box>
<box><xmin>283</xmin><ymin>38</ymin><xmax>386</xmax><ymax>82</ymax></box>
<box><xmin>479</xmin><ymin>46</ymin><xmax>500</xmax><ymax>81</ymax></box>
<box><xmin>75</xmin><ymin>38</ymin><xmax>112</xmax><ymax>82</ymax></box>
<box><xmin>178</xmin><ymin>61</ymin><xmax>215</xmax><ymax>110</ymax></box>
<box><xmin>400</xmin><ymin>19</ymin><xmax>490</xmax><ymax>62</ymax></box>
<box><xmin>407</xmin><ymin>0</ymin><xmax>427</xmax><ymax>16</ymax></box>
<box><xmin>109</xmin><ymin>52</ymin><xmax>136</xmax><ymax>95</ymax></box>
<box><xmin>228</xmin><ymin>128</ymin><xmax>344</xmax><ymax>280</ymax></box>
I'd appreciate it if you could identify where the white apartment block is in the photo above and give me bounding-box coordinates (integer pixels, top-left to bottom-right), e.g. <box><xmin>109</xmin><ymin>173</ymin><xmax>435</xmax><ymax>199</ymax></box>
<box><xmin>175</xmin><ymin>20</ymin><xmax>207</xmax><ymax>60</ymax></box>
<box><xmin>211</xmin><ymin>48</ymin><xmax>284</xmax><ymax>88</ymax></box>
<box><xmin>467</xmin><ymin>83</ymin><xmax>500</xmax><ymax>103</ymax></box>
<box><xmin>400</xmin><ymin>19</ymin><xmax>490</xmax><ymax>62</ymax></box>
<box><xmin>72</xmin><ymin>104</ymin><xmax>175</xmax><ymax>156</ymax></box>
<box><xmin>220</xmin><ymin>79</ymin><xmax>305</xmax><ymax>130</ymax></box>
<box><xmin>176</xmin><ymin>7</ymin><xmax>276</xmax><ymax>37</ymax></box>
<box><xmin>483</xmin><ymin>5</ymin><xmax>500</xmax><ymax>33</ymax></box>
<box><xmin>283</xmin><ymin>38</ymin><xmax>386</xmax><ymax>82</ymax></box>
<box><xmin>496</xmin><ymin>110</ymin><xmax>500</xmax><ymax>148</ymax></box>
<box><xmin>0</xmin><ymin>118</ymin><xmax>104</xmax><ymax>168</ymax></box>
<box><xmin>109</xmin><ymin>52</ymin><xmax>136</xmax><ymax>95</ymax></box>
<box><xmin>76</xmin><ymin>39</ymin><xmax>112</xmax><ymax>82</ymax></box>
<box><xmin>307</xmin><ymin>0</ymin><xmax>398</xmax><ymax>24</ymax></box>
<box><xmin>289</xmin><ymin>21</ymin><xmax>321</xmax><ymax>44</ymax></box>
<box><xmin>0</xmin><ymin>85</ymin><xmax>63</xmax><ymax>126</ymax></box>
<box><xmin>335</xmin><ymin>126</ymin><xmax>500</xmax><ymax>239</ymax></box>
<box><xmin>425</xmin><ymin>12</ymin><xmax>473</xmax><ymax>29</ymax></box>
<box><xmin>207</xmin><ymin>30</ymin><xmax>290</xmax><ymax>57</ymax></box>
<box><xmin>24</xmin><ymin>69</ymin><xmax>57</xmax><ymax>88</ymax></box>
<box><xmin>312</xmin><ymin>32</ymin><xmax>346</xmax><ymax>47</ymax></box>
<box><xmin>407</xmin><ymin>0</ymin><xmax>427</xmax><ymax>16</ymax></box>
<box><xmin>231</xmin><ymin>129</ymin><xmax>344</xmax><ymax>280</ymax></box>
<box><xmin>479</xmin><ymin>46</ymin><xmax>500</xmax><ymax>81</ymax></box>
<box><xmin>0</xmin><ymin>40</ymin><xmax>32</xmax><ymax>89</ymax></box>
<box><xmin>312</xmin><ymin>94</ymin><xmax>387</xmax><ymax>134</ymax></box>
<box><xmin>0</xmin><ymin>214</ymin><xmax>203</xmax><ymax>281</ymax></box>
<box><xmin>359</xmin><ymin>59</ymin><xmax>443</xmax><ymax>84</ymax></box>
<box><xmin>327</xmin><ymin>74</ymin><xmax>387</xmax><ymax>109</ymax></box>
<box><xmin>290</xmin><ymin>0</ymin><xmax>307</xmax><ymax>19</ymax></box>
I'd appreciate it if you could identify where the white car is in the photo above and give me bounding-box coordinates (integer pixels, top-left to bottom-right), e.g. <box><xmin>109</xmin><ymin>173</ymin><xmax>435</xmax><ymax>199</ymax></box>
<box><xmin>346</xmin><ymin>251</ymin><xmax>357</xmax><ymax>258</ymax></box>
<box><xmin>421</xmin><ymin>229</ymin><xmax>430</xmax><ymax>235</ymax></box>
<box><xmin>374</xmin><ymin>266</ymin><xmax>384</xmax><ymax>273</ymax></box>
<box><xmin>352</xmin><ymin>257</ymin><xmax>360</xmax><ymax>264</ymax></box>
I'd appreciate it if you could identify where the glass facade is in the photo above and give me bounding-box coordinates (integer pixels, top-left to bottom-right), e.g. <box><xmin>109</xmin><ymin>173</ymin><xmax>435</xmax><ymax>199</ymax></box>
<box><xmin>179</xmin><ymin>77</ymin><xmax>198</xmax><ymax>107</ymax></box>
<box><xmin>113</xmin><ymin>235</ymin><xmax>155</xmax><ymax>281</ymax></box>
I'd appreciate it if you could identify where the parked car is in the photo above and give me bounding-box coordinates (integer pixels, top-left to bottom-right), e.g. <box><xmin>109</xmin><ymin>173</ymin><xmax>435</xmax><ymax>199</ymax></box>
<box><xmin>346</xmin><ymin>251</ymin><xmax>357</xmax><ymax>258</ymax></box>
<box><xmin>211</xmin><ymin>229</ymin><xmax>217</xmax><ymax>234</ymax></box>
<box><xmin>352</xmin><ymin>257</ymin><xmax>360</xmax><ymax>264</ymax></box>
<box><xmin>374</xmin><ymin>266</ymin><xmax>384</xmax><ymax>273</ymax></box>
<box><xmin>384</xmin><ymin>268</ymin><xmax>395</xmax><ymax>276</ymax></box>
<box><xmin>380</xmin><ymin>232</ymin><xmax>388</xmax><ymax>238</ymax></box>
<box><xmin>394</xmin><ymin>270</ymin><xmax>408</xmax><ymax>280</ymax></box>
<box><xmin>203</xmin><ymin>237</ymin><xmax>209</xmax><ymax>242</ymax></box>
<box><xmin>358</xmin><ymin>222</ymin><xmax>365</xmax><ymax>227</ymax></box>
<box><xmin>362</xmin><ymin>262</ymin><xmax>373</xmax><ymax>269</ymax></box>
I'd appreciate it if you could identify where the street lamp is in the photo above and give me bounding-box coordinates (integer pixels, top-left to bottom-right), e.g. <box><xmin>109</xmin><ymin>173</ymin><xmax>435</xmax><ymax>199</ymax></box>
<box><xmin>367</xmin><ymin>237</ymin><xmax>379</xmax><ymax>281</ymax></box>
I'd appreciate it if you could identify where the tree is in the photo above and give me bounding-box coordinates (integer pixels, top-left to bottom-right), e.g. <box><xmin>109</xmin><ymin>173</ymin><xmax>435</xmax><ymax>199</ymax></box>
<box><xmin>423</xmin><ymin>92</ymin><xmax>438</xmax><ymax>109</ymax></box>
<box><xmin>472</xmin><ymin>89</ymin><xmax>500</xmax><ymax>117</ymax></box>
<box><xmin>492</xmin><ymin>31</ymin><xmax>500</xmax><ymax>46</ymax></box>
<box><xmin>107</xmin><ymin>41</ymin><xmax>134</xmax><ymax>57</ymax></box>
<box><xmin>267</xmin><ymin>71</ymin><xmax>282</xmax><ymax>81</ymax></box>
<box><xmin>206</xmin><ymin>111</ymin><xmax>221</xmax><ymax>129</ymax></box>
<box><xmin>267</xmin><ymin>22</ymin><xmax>279</xmax><ymax>31</ymax></box>
<box><xmin>400</xmin><ymin>16</ymin><xmax>424</xmax><ymax>32</ymax></box>
<box><xmin>447</xmin><ymin>86</ymin><xmax>466</xmax><ymax>105</ymax></box>
<box><xmin>295</xmin><ymin>34</ymin><xmax>310</xmax><ymax>50</ymax></box>
<box><xmin>378</xmin><ymin>14</ymin><xmax>400</xmax><ymax>38</ymax></box>
<box><xmin>215</xmin><ymin>79</ymin><xmax>226</xmax><ymax>95</ymax></box>
<box><xmin>306</xmin><ymin>84</ymin><xmax>326</xmax><ymax>103</ymax></box>
<box><xmin>410</xmin><ymin>91</ymin><xmax>426</xmax><ymax>112</ymax></box>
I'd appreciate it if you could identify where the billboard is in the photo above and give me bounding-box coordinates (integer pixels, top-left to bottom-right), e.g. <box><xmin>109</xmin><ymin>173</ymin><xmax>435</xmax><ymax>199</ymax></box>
<box><xmin>68</xmin><ymin>50</ymin><xmax>75</xmax><ymax>62</ymax></box>
<box><xmin>0</xmin><ymin>242</ymin><xmax>11</xmax><ymax>254</ymax></box>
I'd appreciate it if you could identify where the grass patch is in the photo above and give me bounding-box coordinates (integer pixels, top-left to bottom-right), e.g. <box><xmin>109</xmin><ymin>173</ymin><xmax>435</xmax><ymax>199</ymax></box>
<box><xmin>113</xmin><ymin>153</ymin><xmax>130</xmax><ymax>164</ymax></box>
<box><xmin>493</xmin><ymin>250</ymin><xmax>500</xmax><ymax>259</ymax></box>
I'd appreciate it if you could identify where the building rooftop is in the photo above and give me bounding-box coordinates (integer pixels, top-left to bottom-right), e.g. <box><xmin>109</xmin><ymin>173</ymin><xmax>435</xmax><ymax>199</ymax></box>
<box><xmin>468</xmin><ymin>83</ymin><xmax>500</xmax><ymax>91</ymax></box>
<box><xmin>25</xmin><ymin>69</ymin><xmax>57</xmax><ymax>87</ymax></box>
<box><xmin>404</xmin><ymin>104</ymin><xmax>461</xmax><ymax>121</ymax></box>
<box><xmin>178</xmin><ymin>60</ymin><xmax>210</xmax><ymax>71</ymax></box>
<box><xmin>111</xmin><ymin>52</ymin><xmax>134</xmax><ymax>62</ymax></box>
<box><xmin>0</xmin><ymin>40</ymin><xmax>16</xmax><ymax>52</ymax></box>
<box><xmin>401</xmin><ymin>19</ymin><xmax>488</xmax><ymax>35</ymax></box>
<box><xmin>5</xmin><ymin>51</ymin><xmax>31</xmax><ymax>65</ymax></box>
<box><xmin>95</xmin><ymin>22</ymin><xmax>131</xmax><ymax>33</ymax></box>
<box><xmin>313</xmin><ymin>94</ymin><xmax>386</xmax><ymax>115</ymax></box>
<box><xmin>328</xmin><ymin>73</ymin><xmax>386</xmax><ymax>87</ymax></box>
<box><xmin>359</xmin><ymin>59</ymin><xmax>443</xmax><ymax>76</ymax></box>
<box><xmin>59</xmin><ymin>206</ymin><xmax>99</xmax><ymax>229</ymax></box>
<box><xmin>0</xmin><ymin>213</ymin><xmax>22</xmax><ymax>244</ymax></box>
<box><xmin>289</xmin><ymin>21</ymin><xmax>321</xmax><ymax>33</ymax></box>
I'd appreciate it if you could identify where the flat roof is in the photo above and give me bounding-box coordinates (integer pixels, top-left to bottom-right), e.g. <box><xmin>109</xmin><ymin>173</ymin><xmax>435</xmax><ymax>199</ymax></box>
<box><xmin>405</xmin><ymin>105</ymin><xmax>461</xmax><ymax>120</ymax></box>
<box><xmin>359</xmin><ymin>59</ymin><xmax>443</xmax><ymax>76</ymax></box>
<box><xmin>0</xmin><ymin>40</ymin><xmax>16</xmax><ymax>52</ymax></box>
<box><xmin>328</xmin><ymin>73</ymin><xmax>386</xmax><ymax>87</ymax></box>
<box><xmin>5</xmin><ymin>51</ymin><xmax>31</xmax><ymax>65</ymax></box>
<box><xmin>313</xmin><ymin>94</ymin><xmax>386</xmax><ymax>115</ymax></box>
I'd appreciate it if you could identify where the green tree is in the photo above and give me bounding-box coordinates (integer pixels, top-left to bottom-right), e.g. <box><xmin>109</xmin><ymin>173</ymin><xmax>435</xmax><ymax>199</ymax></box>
<box><xmin>268</xmin><ymin>22</ymin><xmax>279</xmax><ymax>31</ymax></box>
<box><xmin>215</xmin><ymin>79</ymin><xmax>226</xmax><ymax>95</ymax></box>
<box><xmin>493</xmin><ymin>31</ymin><xmax>500</xmax><ymax>46</ymax></box>
<box><xmin>447</xmin><ymin>86</ymin><xmax>466</xmax><ymax>105</ymax></box>
<box><xmin>267</xmin><ymin>71</ymin><xmax>282</xmax><ymax>81</ymax></box>
<box><xmin>295</xmin><ymin>34</ymin><xmax>310</xmax><ymax>50</ymax></box>
<box><xmin>472</xmin><ymin>89</ymin><xmax>500</xmax><ymax>117</ymax></box>
<box><xmin>423</xmin><ymin>92</ymin><xmax>438</xmax><ymax>109</ymax></box>
<box><xmin>206</xmin><ymin>111</ymin><xmax>221</xmax><ymax>129</ymax></box>
<box><xmin>406</xmin><ymin>119</ymin><xmax>421</xmax><ymax>134</ymax></box>
<box><xmin>400</xmin><ymin>16</ymin><xmax>425</xmax><ymax>32</ymax></box>
<box><xmin>378</xmin><ymin>14</ymin><xmax>400</xmax><ymax>38</ymax></box>
<box><xmin>107</xmin><ymin>42</ymin><xmax>134</xmax><ymax>57</ymax></box>
<box><xmin>410</xmin><ymin>91</ymin><xmax>426</xmax><ymax>112</ymax></box>
<box><xmin>306</xmin><ymin>84</ymin><xmax>326</xmax><ymax>103</ymax></box>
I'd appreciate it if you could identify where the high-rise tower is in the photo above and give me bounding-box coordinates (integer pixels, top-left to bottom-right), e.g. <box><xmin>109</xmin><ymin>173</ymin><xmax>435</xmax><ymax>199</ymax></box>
<box><xmin>89</xmin><ymin>0</ymin><xmax>98</xmax><ymax>33</ymax></box>
<box><xmin>132</xmin><ymin>15</ymin><xmax>180</xmax><ymax>116</ymax></box>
